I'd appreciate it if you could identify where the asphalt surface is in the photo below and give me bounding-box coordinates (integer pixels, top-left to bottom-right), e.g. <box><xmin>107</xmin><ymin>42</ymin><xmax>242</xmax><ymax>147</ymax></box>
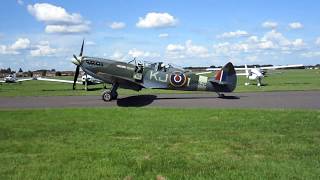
<box><xmin>0</xmin><ymin>91</ymin><xmax>319</xmax><ymax>109</ymax></box>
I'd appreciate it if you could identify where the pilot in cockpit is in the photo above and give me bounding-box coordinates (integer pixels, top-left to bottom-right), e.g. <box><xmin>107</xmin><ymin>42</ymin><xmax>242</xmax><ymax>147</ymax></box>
<box><xmin>157</xmin><ymin>62</ymin><xmax>168</xmax><ymax>72</ymax></box>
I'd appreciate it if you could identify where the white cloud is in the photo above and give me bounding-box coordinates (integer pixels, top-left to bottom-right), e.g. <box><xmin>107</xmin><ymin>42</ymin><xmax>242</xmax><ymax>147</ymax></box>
<box><xmin>247</xmin><ymin>36</ymin><xmax>259</xmax><ymax>43</ymax></box>
<box><xmin>167</xmin><ymin>44</ymin><xmax>185</xmax><ymax>52</ymax></box>
<box><xmin>213</xmin><ymin>42</ymin><xmax>250</xmax><ymax>55</ymax></box>
<box><xmin>30</xmin><ymin>41</ymin><xmax>56</xmax><ymax>57</ymax></box>
<box><xmin>261</xmin><ymin>30</ymin><xmax>291</xmax><ymax>47</ymax></box>
<box><xmin>0</xmin><ymin>45</ymin><xmax>19</xmax><ymax>55</ymax></box>
<box><xmin>212</xmin><ymin>42</ymin><xmax>231</xmax><ymax>54</ymax></box>
<box><xmin>260</xmin><ymin>30</ymin><xmax>306</xmax><ymax>50</ymax></box>
<box><xmin>136</xmin><ymin>12</ymin><xmax>177</xmax><ymax>28</ymax></box>
<box><xmin>185</xmin><ymin>40</ymin><xmax>209</xmax><ymax>57</ymax></box>
<box><xmin>212</xmin><ymin>30</ymin><xmax>306</xmax><ymax>56</ymax></box>
<box><xmin>166</xmin><ymin>40</ymin><xmax>209</xmax><ymax>59</ymax></box>
<box><xmin>45</xmin><ymin>24</ymin><xmax>90</xmax><ymax>34</ymax></box>
<box><xmin>159</xmin><ymin>33</ymin><xmax>169</xmax><ymax>38</ymax></box>
<box><xmin>111</xmin><ymin>51</ymin><xmax>125</xmax><ymax>59</ymax></box>
<box><xmin>110</xmin><ymin>22</ymin><xmax>126</xmax><ymax>29</ymax></box>
<box><xmin>315</xmin><ymin>37</ymin><xmax>320</xmax><ymax>46</ymax></box>
<box><xmin>262</xmin><ymin>21</ymin><xmax>278</xmax><ymax>29</ymax></box>
<box><xmin>289</xmin><ymin>22</ymin><xmax>303</xmax><ymax>29</ymax></box>
<box><xmin>217</xmin><ymin>30</ymin><xmax>249</xmax><ymax>38</ymax></box>
<box><xmin>291</xmin><ymin>39</ymin><xmax>305</xmax><ymax>47</ymax></box>
<box><xmin>0</xmin><ymin>38</ymin><xmax>30</xmax><ymax>55</ymax></box>
<box><xmin>128</xmin><ymin>49</ymin><xmax>160</xmax><ymax>58</ymax></box>
<box><xmin>10</xmin><ymin>38</ymin><xmax>30</xmax><ymax>50</ymax></box>
<box><xmin>27</xmin><ymin>3</ymin><xmax>90</xmax><ymax>34</ymax></box>
<box><xmin>258</xmin><ymin>41</ymin><xmax>275</xmax><ymax>49</ymax></box>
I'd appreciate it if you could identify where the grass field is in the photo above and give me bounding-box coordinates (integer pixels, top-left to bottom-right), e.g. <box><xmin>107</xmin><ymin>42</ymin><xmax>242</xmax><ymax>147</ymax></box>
<box><xmin>0</xmin><ymin>108</ymin><xmax>319</xmax><ymax>179</ymax></box>
<box><xmin>0</xmin><ymin>69</ymin><xmax>319</xmax><ymax>97</ymax></box>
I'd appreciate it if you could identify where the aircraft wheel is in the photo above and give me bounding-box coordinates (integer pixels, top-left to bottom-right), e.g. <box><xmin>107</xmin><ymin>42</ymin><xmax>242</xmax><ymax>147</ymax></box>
<box><xmin>218</xmin><ymin>93</ymin><xmax>225</xmax><ymax>98</ymax></box>
<box><xmin>102</xmin><ymin>91</ymin><xmax>118</xmax><ymax>101</ymax></box>
<box><xmin>102</xmin><ymin>91</ymin><xmax>113</xmax><ymax>101</ymax></box>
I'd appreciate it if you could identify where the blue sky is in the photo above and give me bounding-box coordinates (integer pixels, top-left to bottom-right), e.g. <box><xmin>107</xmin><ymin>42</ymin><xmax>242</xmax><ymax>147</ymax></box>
<box><xmin>0</xmin><ymin>0</ymin><xmax>320</xmax><ymax>71</ymax></box>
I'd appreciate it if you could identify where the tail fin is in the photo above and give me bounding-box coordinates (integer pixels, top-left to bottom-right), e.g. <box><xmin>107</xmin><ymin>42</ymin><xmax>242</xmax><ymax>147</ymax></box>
<box><xmin>210</xmin><ymin>62</ymin><xmax>237</xmax><ymax>92</ymax></box>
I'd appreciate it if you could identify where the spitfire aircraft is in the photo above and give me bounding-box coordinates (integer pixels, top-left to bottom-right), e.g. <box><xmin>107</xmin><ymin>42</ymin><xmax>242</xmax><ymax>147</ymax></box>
<box><xmin>71</xmin><ymin>40</ymin><xmax>237</xmax><ymax>101</ymax></box>
<box><xmin>204</xmin><ymin>64</ymin><xmax>304</xmax><ymax>86</ymax></box>
<box><xmin>0</xmin><ymin>73</ymin><xmax>34</xmax><ymax>83</ymax></box>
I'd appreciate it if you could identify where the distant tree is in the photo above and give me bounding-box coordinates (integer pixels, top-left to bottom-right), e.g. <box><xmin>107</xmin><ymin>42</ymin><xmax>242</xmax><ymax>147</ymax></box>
<box><xmin>18</xmin><ymin>68</ymin><xmax>23</xmax><ymax>73</ymax></box>
<box><xmin>51</xmin><ymin>69</ymin><xmax>56</xmax><ymax>72</ymax></box>
<box><xmin>27</xmin><ymin>71</ymin><xmax>33</xmax><ymax>77</ymax></box>
<box><xmin>7</xmin><ymin>68</ymin><xmax>11</xmax><ymax>73</ymax></box>
<box><xmin>55</xmin><ymin>71</ymin><xmax>62</xmax><ymax>76</ymax></box>
<box><xmin>41</xmin><ymin>70</ymin><xmax>47</xmax><ymax>77</ymax></box>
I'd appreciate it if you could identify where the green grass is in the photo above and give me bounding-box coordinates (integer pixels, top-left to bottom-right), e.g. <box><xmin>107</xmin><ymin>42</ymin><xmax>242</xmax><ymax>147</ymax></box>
<box><xmin>0</xmin><ymin>69</ymin><xmax>319</xmax><ymax>96</ymax></box>
<box><xmin>0</xmin><ymin>108</ymin><xmax>319</xmax><ymax>179</ymax></box>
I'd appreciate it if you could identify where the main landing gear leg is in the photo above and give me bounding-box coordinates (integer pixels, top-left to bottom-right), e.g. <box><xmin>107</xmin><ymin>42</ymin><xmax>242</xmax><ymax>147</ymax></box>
<box><xmin>102</xmin><ymin>82</ymin><xmax>119</xmax><ymax>101</ymax></box>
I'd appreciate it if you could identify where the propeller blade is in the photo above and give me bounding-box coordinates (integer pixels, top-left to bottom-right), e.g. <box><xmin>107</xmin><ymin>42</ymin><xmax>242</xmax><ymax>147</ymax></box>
<box><xmin>73</xmin><ymin>65</ymin><xmax>80</xmax><ymax>90</ymax></box>
<box><xmin>79</xmin><ymin>39</ymin><xmax>84</xmax><ymax>56</ymax></box>
<box><xmin>73</xmin><ymin>54</ymin><xmax>78</xmax><ymax>61</ymax></box>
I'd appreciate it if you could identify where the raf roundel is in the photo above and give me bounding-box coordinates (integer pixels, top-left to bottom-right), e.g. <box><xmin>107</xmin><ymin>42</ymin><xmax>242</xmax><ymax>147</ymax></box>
<box><xmin>170</xmin><ymin>72</ymin><xmax>187</xmax><ymax>87</ymax></box>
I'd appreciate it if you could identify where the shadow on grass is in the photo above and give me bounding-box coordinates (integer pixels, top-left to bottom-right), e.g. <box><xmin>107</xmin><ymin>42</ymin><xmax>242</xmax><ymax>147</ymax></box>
<box><xmin>283</xmin><ymin>82</ymin><xmax>311</xmax><ymax>85</ymax></box>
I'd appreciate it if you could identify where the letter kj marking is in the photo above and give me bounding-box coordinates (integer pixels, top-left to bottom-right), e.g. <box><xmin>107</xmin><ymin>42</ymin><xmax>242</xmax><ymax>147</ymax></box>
<box><xmin>158</xmin><ymin>74</ymin><xmax>168</xmax><ymax>83</ymax></box>
<box><xmin>149</xmin><ymin>71</ymin><xmax>159</xmax><ymax>81</ymax></box>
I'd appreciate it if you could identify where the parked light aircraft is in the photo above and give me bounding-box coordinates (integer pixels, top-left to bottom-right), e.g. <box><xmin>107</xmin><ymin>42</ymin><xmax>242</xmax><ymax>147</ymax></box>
<box><xmin>204</xmin><ymin>64</ymin><xmax>304</xmax><ymax>86</ymax></box>
<box><xmin>71</xmin><ymin>40</ymin><xmax>237</xmax><ymax>101</ymax></box>
<box><xmin>0</xmin><ymin>74</ymin><xmax>33</xmax><ymax>83</ymax></box>
<box><xmin>36</xmin><ymin>74</ymin><xmax>103</xmax><ymax>91</ymax></box>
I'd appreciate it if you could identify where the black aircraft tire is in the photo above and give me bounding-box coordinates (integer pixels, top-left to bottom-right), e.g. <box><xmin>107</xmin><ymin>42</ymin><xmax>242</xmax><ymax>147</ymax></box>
<box><xmin>102</xmin><ymin>91</ymin><xmax>113</xmax><ymax>101</ymax></box>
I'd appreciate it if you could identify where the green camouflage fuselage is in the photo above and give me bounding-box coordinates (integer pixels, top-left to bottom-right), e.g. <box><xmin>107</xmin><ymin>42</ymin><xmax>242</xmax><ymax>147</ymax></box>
<box><xmin>80</xmin><ymin>56</ymin><xmax>236</xmax><ymax>93</ymax></box>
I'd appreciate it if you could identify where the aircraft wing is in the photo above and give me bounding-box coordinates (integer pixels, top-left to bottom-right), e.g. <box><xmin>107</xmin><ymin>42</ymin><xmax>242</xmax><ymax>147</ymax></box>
<box><xmin>207</xmin><ymin>64</ymin><xmax>304</xmax><ymax>71</ymax></box>
<box><xmin>36</xmin><ymin>77</ymin><xmax>82</xmax><ymax>84</ymax></box>
<box><xmin>195</xmin><ymin>71</ymin><xmax>212</xmax><ymax>75</ymax></box>
<box><xmin>16</xmin><ymin>78</ymin><xmax>34</xmax><ymax>82</ymax></box>
<box><xmin>260</xmin><ymin>64</ymin><xmax>304</xmax><ymax>70</ymax></box>
<box><xmin>206</xmin><ymin>68</ymin><xmax>222</xmax><ymax>71</ymax></box>
<box><xmin>236</xmin><ymin>73</ymin><xmax>248</xmax><ymax>76</ymax></box>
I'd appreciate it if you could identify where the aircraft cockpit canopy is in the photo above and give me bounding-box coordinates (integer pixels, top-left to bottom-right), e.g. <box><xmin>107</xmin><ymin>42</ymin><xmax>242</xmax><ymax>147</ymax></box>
<box><xmin>128</xmin><ymin>59</ymin><xmax>187</xmax><ymax>72</ymax></box>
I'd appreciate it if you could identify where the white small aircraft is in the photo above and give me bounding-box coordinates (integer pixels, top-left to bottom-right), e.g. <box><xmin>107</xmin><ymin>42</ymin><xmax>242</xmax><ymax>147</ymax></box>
<box><xmin>0</xmin><ymin>74</ymin><xmax>34</xmax><ymax>83</ymax></box>
<box><xmin>201</xmin><ymin>64</ymin><xmax>304</xmax><ymax>86</ymax></box>
<box><xmin>36</xmin><ymin>74</ymin><xmax>103</xmax><ymax>90</ymax></box>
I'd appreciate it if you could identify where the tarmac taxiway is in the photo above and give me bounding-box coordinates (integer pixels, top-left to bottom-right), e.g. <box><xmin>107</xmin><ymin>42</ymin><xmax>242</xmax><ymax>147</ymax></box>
<box><xmin>0</xmin><ymin>91</ymin><xmax>319</xmax><ymax>109</ymax></box>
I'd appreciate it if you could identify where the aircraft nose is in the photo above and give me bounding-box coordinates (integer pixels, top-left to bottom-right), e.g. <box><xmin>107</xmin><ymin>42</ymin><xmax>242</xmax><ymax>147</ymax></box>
<box><xmin>71</xmin><ymin>55</ymin><xmax>84</xmax><ymax>66</ymax></box>
<box><xmin>71</xmin><ymin>59</ymin><xmax>80</xmax><ymax>66</ymax></box>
